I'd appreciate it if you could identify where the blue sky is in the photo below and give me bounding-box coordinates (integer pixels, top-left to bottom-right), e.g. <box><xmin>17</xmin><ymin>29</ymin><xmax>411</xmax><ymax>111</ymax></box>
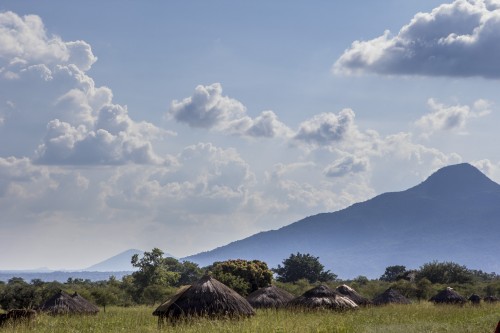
<box><xmin>1</xmin><ymin>0</ymin><xmax>499</xmax><ymax>270</ymax></box>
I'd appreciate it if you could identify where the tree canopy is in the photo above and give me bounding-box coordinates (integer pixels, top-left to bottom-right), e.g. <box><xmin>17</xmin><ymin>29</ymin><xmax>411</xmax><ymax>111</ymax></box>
<box><xmin>380</xmin><ymin>265</ymin><xmax>407</xmax><ymax>282</ymax></box>
<box><xmin>273</xmin><ymin>252</ymin><xmax>337</xmax><ymax>283</ymax></box>
<box><xmin>210</xmin><ymin>259</ymin><xmax>273</xmax><ymax>296</ymax></box>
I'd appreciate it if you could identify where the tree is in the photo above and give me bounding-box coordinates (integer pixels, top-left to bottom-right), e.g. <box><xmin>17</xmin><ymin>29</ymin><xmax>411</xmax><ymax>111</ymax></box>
<box><xmin>91</xmin><ymin>287</ymin><xmax>118</xmax><ymax>312</ymax></box>
<box><xmin>415</xmin><ymin>278</ymin><xmax>433</xmax><ymax>301</ymax></box>
<box><xmin>130</xmin><ymin>248</ymin><xmax>180</xmax><ymax>302</ymax></box>
<box><xmin>0</xmin><ymin>278</ymin><xmax>38</xmax><ymax>310</ymax></box>
<box><xmin>416</xmin><ymin>261</ymin><xmax>473</xmax><ymax>284</ymax></box>
<box><xmin>380</xmin><ymin>265</ymin><xmax>407</xmax><ymax>282</ymax></box>
<box><xmin>211</xmin><ymin>259</ymin><xmax>273</xmax><ymax>296</ymax></box>
<box><xmin>273</xmin><ymin>253</ymin><xmax>337</xmax><ymax>283</ymax></box>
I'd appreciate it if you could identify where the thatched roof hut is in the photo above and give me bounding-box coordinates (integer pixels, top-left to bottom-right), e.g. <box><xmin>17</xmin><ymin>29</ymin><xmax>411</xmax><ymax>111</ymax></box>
<box><xmin>39</xmin><ymin>290</ymin><xmax>96</xmax><ymax>315</ymax></box>
<box><xmin>288</xmin><ymin>285</ymin><xmax>358</xmax><ymax>311</ymax></box>
<box><xmin>468</xmin><ymin>294</ymin><xmax>481</xmax><ymax>304</ymax></box>
<box><xmin>484</xmin><ymin>295</ymin><xmax>499</xmax><ymax>303</ymax></box>
<box><xmin>71</xmin><ymin>292</ymin><xmax>99</xmax><ymax>314</ymax></box>
<box><xmin>152</xmin><ymin>275</ymin><xmax>255</xmax><ymax>322</ymax></box>
<box><xmin>430</xmin><ymin>287</ymin><xmax>467</xmax><ymax>304</ymax></box>
<box><xmin>372</xmin><ymin>288</ymin><xmax>411</xmax><ymax>305</ymax></box>
<box><xmin>246</xmin><ymin>285</ymin><xmax>294</xmax><ymax>309</ymax></box>
<box><xmin>335</xmin><ymin>284</ymin><xmax>371</xmax><ymax>306</ymax></box>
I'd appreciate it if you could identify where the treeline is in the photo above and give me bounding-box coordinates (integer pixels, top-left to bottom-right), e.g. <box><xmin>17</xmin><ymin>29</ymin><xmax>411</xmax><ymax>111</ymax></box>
<box><xmin>1</xmin><ymin>249</ymin><xmax>499</xmax><ymax>311</ymax></box>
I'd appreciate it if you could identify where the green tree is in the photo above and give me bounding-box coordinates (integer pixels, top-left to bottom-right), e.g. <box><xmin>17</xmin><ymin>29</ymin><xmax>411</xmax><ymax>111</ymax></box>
<box><xmin>415</xmin><ymin>278</ymin><xmax>433</xmax><ymax>301</ymax></box>
<box><xmin>91</xmin><ymin>287</ymin><xmax>118</xmax><ymax>313</ymax></box>
<box><xmin>380</xmin><ymin>265</ymin><xmax>407</xmax><ymax>282</ymax></box>
<box><xmin>273</xmin><ymin>253</ymin><xmax>337</xmax><ymax>283</ymax></box>
<box><xmin>416</xmin><ymin>261</ymin><xmax>473</xmax><ymax>284</ymax></box>
<box><xmin>130</xmin><ymin>248</ymin><xmax>180</xmax><ymax>302</ymax></box>
<box><xmin>211</xmin><ymin>259</ymin><xmax>273</xmax><ymax>296</ymax></box>
<box><xmin>0</xmin><ymin>277</ymin><xmax>38</xmax><ymax>310</ymax></box>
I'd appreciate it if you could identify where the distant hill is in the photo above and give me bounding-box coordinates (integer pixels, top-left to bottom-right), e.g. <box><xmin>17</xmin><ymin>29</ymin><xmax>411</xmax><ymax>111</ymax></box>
<box><xmin>84</xmin><ymin>248</ymin><xmax>176</xmax><ymax>272</ymax></box>
<box><xmin>85</xmin><ymin>249</ymin><xmax>144</xmax><ymax>272</ymax></box>
<box><xmin>184</xmin><ymin>163</ymin><xmax>500</xmax><ymax>279</ymax></box>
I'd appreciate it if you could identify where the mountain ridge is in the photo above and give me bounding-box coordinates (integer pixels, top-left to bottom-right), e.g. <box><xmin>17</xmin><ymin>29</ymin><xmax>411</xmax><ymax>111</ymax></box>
<box><xmin>184</xmin><ymin>163</ymin><xmax>500</xmax><ymax>278</ymax></box>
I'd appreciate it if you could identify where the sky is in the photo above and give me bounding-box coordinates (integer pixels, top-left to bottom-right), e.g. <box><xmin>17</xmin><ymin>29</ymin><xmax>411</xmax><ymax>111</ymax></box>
<box><xmin>1</xmin><ymin>0</ymin><xmax>500</xmax><ymax>270</ymax></box>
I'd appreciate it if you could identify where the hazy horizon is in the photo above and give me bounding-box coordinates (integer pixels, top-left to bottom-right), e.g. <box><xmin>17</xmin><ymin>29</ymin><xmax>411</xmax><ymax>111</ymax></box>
<box><xmin>1</xmin><ymin>0</ymin><xmax>500</xmax><ymax>270</ymax></box>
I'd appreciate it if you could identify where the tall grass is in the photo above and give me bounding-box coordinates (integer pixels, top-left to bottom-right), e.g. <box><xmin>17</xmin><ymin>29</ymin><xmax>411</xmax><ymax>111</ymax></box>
<box><xmin>1</xmin><ymin>303</ymin><xmax>499</xmax><ymax>333</ymax></box>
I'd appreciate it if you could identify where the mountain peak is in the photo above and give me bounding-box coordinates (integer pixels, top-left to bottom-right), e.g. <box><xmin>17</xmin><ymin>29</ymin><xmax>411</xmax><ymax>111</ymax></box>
<box><xmin>409</xmin><ymin>163</ymin><xmax>499</xmax><ymax>197</ymax></box>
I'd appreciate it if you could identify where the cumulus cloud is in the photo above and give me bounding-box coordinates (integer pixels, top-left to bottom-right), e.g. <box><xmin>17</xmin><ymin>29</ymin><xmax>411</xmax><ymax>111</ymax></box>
<box><xmin>0</xmin><ymin>11</ymin><xmax>170</xmax><ymax>165</ymax></box>
<box><xmin>168</xmin><ymin>83</ymin><xmax>292</xmax><ymax>138</ymax></box>
<box><xmin>334</xmin><ymin>0</ymin><xmax>500</xmax><ymax>78</ymax></box>
<box><xmin>324</xmin><ymin>155</ymin><xmax>369</xmax><ymax>178</ymax></box>
<box><xmin>293</xmin><ymin>109</ymin><xmax>359</xmax><ymax>146</ymax></box>
<box><xmin>0</xmin><ymin>11</ymin><xmax>96</xmax><ymax>71</ymax></box>
<box><xmin>415</xmin><ymin>98</ymin><xmax>491</xmax><ymax>136</ymax></box>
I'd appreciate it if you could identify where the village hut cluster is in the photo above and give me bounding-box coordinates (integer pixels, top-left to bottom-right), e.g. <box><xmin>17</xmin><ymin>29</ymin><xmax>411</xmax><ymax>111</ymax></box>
<box><xmin>152</xmin><ymin>273</ymin><xmax>500</xmax><ymax>326</ymax></box>
<box><xmin>0</xmin><ymin>290</ymin><xmax>99</xmax><ymax>327</ymax></box>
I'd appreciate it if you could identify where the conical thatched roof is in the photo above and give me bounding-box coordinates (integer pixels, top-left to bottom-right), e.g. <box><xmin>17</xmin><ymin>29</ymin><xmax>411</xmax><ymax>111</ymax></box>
<box><xmin>72</xmin><ymin>292</ymin><xmax>99</xmax><ymax>314</ymax></box>
<box><xmin>246</xmin><ymin>285</ymin><xmax>294</xmax><ymax>309</ymax></box>
<box><xmin>430</xmin><ymin>287</ymin><xmax>466</xmax><ymax>304</ymax></box>
<box><xmin>468</xmin><ymin>294</ymin><xmax>481</xmax><ymax>304</ymax></box>
<box><xmin>484</xmin><ymin>295</ymin><xmax>499</xmax><ymax>303</ymax></box>
<box><xmin>372</xmin><ymin>288</ymin><xmax>411</xmax><ymax>305</ymax></box>
<box><xmin>152</xmin><ymin>275</ymin><xmax>255</xmax><ymax>321</ymax></box>
<box><xmin>335</xmin><ymin>284</ymin><xmax>371</xmax><ymax>306</ymax></box>
<box><xmin>39</xmin><ymin>290</ymin><xmax>95</xmax><ymax>315</ymax></box>
<box><xmin>288</xmin><ymin>285</ymin><xmax>358</xmax><ymax>311</ymax></box>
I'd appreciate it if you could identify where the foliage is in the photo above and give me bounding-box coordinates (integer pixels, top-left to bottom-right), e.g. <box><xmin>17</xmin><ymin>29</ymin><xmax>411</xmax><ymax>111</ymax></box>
<box><xmin>211</xmin><ymin>259</ymin><xmax>273</xmax><ymax>296</ymax></box>
<box><xmin>0</xmin><ymin>277</ymin><xmax>38</xmax><ymax>310</ymax></box>
<box><xmin>129</xmin><ymin>248</ymin><xmax>203</xmax><ymax>302</ymax></box>
<box><xmin>416</xmin><ymin>261</ymin><xmax>474</xmax><ymax>284</ymax></box>
<box><xmin>273</xmin><ymin>252</ymin><xmax>337</xmax><ymax>283</ymax></box>
<box><xmin>380</xmin><ymin>265</ymin><xmax>407</xmax><ymax>282</ymax></box>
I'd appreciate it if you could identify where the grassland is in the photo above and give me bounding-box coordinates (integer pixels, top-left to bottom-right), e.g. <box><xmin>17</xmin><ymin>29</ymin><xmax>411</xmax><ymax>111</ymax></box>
<box><xmin>1</xmin><ymin>303</ymin><xmax>499</xmax><ymax>333</ymax></box>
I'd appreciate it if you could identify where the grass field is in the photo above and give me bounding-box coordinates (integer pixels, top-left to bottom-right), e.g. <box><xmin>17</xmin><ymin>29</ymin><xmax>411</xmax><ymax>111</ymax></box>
<box><xmin>1</xmin><ymin>303</ymin><xmax>499</xmax><ymax>333</ymax></box>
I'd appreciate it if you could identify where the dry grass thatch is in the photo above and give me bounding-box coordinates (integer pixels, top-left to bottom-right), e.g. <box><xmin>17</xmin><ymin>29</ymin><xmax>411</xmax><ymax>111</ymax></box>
<box><xmin>71</xmin><ymin>292</ymin><xmax>99</xmax><ymax>314</ymax></box>
<box><xmin>484</xmin><ymin>295</ymin><xmax>499</xmax><ymax>303</ymax></box>
<box><xmin>372</xmin><ymin>287</ymin><xmax>411</xmax><ymax>305</ymax></box>
<box><xmin>152</xmin><ymin>275</ymin><xmax>255</xmax><ymax>322</ymax></box>
<box><xmin>287</xmin><ymin>285</ymin><xmax>358</xmax><ymax>311</ymax></box>
<box><xmin>468</xmin><ymin>294</ymin><xmax>481</xmax><ymax>304</ymax></box>
<box><xmin>246</xmin><ymin>285</ymin><xmax>294</xmax><ymax>309</ymax></box>
<box><xmin>430</xmin><ymin>287</ymin><xmax>467</xmax><ymax>304</ymax></box>
<box><xmin>335</xmin><ymin>284</ymin><xmax>371</xmax><ymax>306</ymax></box>
<box><xmin>39</xmin><ymin>290</ymin><xmax>97</xmax><ymax>315</ymax></box>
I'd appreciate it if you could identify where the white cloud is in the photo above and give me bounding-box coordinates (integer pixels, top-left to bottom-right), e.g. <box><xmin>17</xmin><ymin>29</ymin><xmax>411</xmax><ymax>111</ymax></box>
<box><xmin>293</xmin><ymin>109</ymin><xmax>359</xmax><ymax>146</ymax></box>
<box><xmin>334</xmin><ymin>0</ymin><xmax>500</xmax><ymax>78</ymax></box>
<box><xmin>415</xmin><ymin>98</ymin><xmax>491</xmax><ymax>136</ymax></box>
<box><xmin>324</xmin><ymin>155</ymin><xmax>369</xmax><ymax>178</ymax></box>
<box><xmin>0</xmin><ymin>11</ymin><xmax>169</xmax><ymax>165</ymax></box>
<box><xmin>168</xmin><ymin>83</ymin><xmax>292</xmax><ymax>138</ymax></box>
<box><xmin>0</xmin><ymin>11</ymin><xmax>96</xmax><ymax>71</ymax></box>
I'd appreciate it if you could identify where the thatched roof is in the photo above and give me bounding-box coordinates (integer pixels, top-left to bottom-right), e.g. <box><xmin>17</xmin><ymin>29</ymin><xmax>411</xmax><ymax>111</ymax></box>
<box><xmin>288</xmin><ymin>285</ymin><xmax>358</xmax><ymax>311</ymax></box>
<box><xmin>468</xmin><ymin>294</ymin><xmax>481</xmax><ymax>304</ymax></box>
<box><xmin>372</xmin><ymin>288</ymin><xmax>411</xmax><ymax>305</ymax></box>
<box><xmin>72</xmin><ymin>292</ymin><xmax>99</xmax><ymax>314</ymax></box>
<box><xmin>246</xmin><ymin>285</ymin><xmax>294</xmax><ymax>309</ymax></box>
<box><xmin>430</xmin><ymin>287</ymin><xmax>467</xmax><ymax>304</ymax></box>
<box><xmin>335</xmin><ymin>284</ymin><xmax>371</xmax><ymax>306</ymax></box>
<box><xmin>39</xmin><ymin>290</ymin><xmax>96</xmax><ymax>315</ymax></box>
<box><xmin>152</xmin><ymin>275</ymin><xmax>255</xmax><ymax>320</ymax></box>
<box><xmin>484</xmin><ymin>295</ymin><xmax>499</xmax><ymax>303</ymax></box>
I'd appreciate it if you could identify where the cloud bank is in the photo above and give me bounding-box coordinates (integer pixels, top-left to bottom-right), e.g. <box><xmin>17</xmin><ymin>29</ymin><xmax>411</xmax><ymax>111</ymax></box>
<box><xmin>334</xmin><ymin>0</ymin><xmax>500</xmax><ymax>78</ymax></box>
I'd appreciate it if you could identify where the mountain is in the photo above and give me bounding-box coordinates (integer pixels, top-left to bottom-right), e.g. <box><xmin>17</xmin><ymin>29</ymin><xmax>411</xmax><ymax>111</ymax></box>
<box><xmin>184</xmin><ymin>163</ymin><xmax>500</xmax><ymax>278</ymax></box>
<box><xmin>85</xmin><ymin>249</ymin><xmax>143</xmax><ymax>272</ymax></box>
<box><xmin>85</xmin><ymin>249</ymin><xmax>177</xmax><ymax>272</ymax></box>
